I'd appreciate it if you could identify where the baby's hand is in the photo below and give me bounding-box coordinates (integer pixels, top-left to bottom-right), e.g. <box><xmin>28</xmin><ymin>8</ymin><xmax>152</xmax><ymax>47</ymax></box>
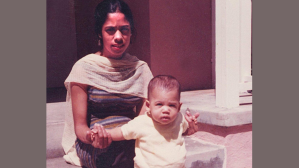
<box><xmin>86</xmin><ymin>123</ymin><xmax>112</xmax><ymax>149</ymax></box>
<box><xmin>86</xmin><ymin>125</ymin><xmax>99</xmax><ymax>143</ymax></box>
<box><xmin>184</xmin><ymin>108</ymin><xmax>200</xmax><ymax>135</ymax></box>
<box><xmin>90</xmin><ymin>127</ymin><xmax>98</xmax><ymax>141</ymax></box>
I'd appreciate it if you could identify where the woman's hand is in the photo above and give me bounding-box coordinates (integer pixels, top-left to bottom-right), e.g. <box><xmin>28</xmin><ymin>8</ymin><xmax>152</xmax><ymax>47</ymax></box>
<box><xmin>87</xmin><ymin>123</ymin><xmax>112</xmax><ymax>149</ymax></box>
<box><xmin>184</xmin><ymin>108</ymin><xmax>200</xmax><ymax>135</ymax></box>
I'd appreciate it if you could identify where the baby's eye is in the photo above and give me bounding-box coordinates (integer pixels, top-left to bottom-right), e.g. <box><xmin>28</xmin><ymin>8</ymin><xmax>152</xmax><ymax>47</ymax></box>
<box><xmin>156</xmin><ymin>103</ymin><xmax>162</xmax><ymax>106</ymax></box>
<box><xmin>169</xmin><ymin>104</ymin><xmax>176</xmax><ymax>108</ymax></box>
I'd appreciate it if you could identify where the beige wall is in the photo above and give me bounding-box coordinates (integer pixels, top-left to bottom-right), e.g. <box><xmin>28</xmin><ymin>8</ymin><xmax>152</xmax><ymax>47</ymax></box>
<box><xmin>47</xmin><ymin>0</ymin><xmax>213</xmax><ymax>91</ymax></box>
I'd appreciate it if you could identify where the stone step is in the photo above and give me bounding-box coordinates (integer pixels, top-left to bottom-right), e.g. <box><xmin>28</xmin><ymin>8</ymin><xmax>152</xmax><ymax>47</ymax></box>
<box><xmin>47</xmin><ymin>157</ymin><xmax>78</xmax><ymax>168</ymax></box>
<box><xmin>47</xmin><ymin>122</ymin><xmax>65</xmax><ymax>158</ymax></box>
<box><xmin>46</xmin><ymin>102</ymin><xmax>67</xmax><ymax>159</ymax></box>
<box><xmin>180</xmin><ymin>89</ymin><xmax>252</xmax><ymax>127</ymax></box>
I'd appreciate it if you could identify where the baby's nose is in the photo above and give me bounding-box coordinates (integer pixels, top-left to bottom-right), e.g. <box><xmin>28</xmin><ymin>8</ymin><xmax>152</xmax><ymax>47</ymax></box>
<box><xmin>162</xmin><ymin>106</ymin><xmax>170</xmax><ymax>114</ymax></box>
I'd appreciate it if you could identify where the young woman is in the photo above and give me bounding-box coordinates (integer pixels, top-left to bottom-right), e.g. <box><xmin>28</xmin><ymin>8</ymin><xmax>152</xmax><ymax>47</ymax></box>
<box><xmin>62</xmin><ymin>0</ymin><xmax>153</xmax><ymax>167</ymax></box>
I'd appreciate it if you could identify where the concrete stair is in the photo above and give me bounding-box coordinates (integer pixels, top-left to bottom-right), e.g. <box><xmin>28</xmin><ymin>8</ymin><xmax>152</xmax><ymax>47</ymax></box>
<box><xmin>47</xmin><ymin>102</ymin><xmax>76</xmax><ymax>167</ymax></box>
<box><xmin>47</xmin><ymin>157</ymin><xmax>78</xmax><ymax>168</ymax></box>
<box><xmin>47</xmin><ymin>91</ymin><xmax>227</xmax><ymax>168</ymax></box>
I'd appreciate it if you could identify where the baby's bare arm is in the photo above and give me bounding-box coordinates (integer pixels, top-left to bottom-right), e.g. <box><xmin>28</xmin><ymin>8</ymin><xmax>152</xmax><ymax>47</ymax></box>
<box><xmin>106</xmin><ymin>127</ymin><xmax>125</xmax><ymax>141</ymax></box>
<box><xmin>91</xmin><ymin>125</ymin><xmax>125</xmax><ymax>141</ymax></box>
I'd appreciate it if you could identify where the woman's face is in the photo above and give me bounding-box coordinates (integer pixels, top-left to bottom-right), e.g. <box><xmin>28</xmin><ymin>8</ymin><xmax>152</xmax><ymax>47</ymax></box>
<box><xmin>101</xmin><ymin>12</ymin><xmax>131</xmax><ymax>59</ymax></box>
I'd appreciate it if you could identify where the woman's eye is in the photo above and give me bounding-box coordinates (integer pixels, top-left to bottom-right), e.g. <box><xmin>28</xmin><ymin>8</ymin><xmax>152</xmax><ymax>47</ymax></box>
<box><xmin>106</xmin><ymin>28</ymin><xmax>115</xmax><ymax>34</ymax></box>
<box><xmin>121</xmin><ymin>27</ymin><xmax>130</xmax><ymax>35</ymax></box>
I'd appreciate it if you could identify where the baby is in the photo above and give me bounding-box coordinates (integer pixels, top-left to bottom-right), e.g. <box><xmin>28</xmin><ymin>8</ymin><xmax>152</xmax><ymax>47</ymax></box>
<box><xmin>92</xmin><ymin>75</ymin><xmax>199</xmax><ymax>168</ymax></box>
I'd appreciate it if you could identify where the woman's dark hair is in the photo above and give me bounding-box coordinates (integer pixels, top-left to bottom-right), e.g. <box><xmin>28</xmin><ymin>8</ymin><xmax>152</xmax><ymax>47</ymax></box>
<box><xmin>95</xmin><ymin>0</ymin><xmax>135</xmax><ymax>50</ymax></box>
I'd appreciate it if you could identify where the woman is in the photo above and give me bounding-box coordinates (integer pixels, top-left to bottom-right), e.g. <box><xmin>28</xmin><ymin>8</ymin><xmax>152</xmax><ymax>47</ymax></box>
<box><xmin>61</xmin><ymin>0</ymin><xmax>153</xmax><ymax>167</ymax></box>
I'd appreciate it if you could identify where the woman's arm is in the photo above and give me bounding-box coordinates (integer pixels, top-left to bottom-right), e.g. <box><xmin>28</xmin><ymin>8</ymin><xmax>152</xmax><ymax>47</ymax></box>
<box><xmin>71</xmin><ymin>82</ymin><xmax>91</xmax><ymax>144</ymax></box>
<box><xmin>71</xmin><ymin>82</ymin><xmax>112</xmax><ymax>148</ymax></box>
<box><xmin>136</xmin><ymin>98</ymin><xmax>147</xmax><ymax>116</ymax></box>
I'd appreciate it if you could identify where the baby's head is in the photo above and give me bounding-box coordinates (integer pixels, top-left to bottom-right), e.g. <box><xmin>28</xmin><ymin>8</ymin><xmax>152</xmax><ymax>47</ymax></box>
<box><xmin>146</xmin><ymin>75</ymin><xmax>182</xmax><ymax>125</ymax></box>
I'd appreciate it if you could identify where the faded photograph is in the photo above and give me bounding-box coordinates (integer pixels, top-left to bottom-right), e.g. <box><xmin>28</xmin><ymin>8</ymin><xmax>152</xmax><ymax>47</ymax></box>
<box><xmin>47</xmin><ymin>0</ymin><xmax>252</xmax><ymax>168</ymax></box>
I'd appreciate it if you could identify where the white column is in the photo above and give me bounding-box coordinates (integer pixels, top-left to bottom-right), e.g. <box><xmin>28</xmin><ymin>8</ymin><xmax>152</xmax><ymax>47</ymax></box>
<box><xmin>215</xmin><ymin>0</ymin><xmax>240</xmax><ymax>108</ymax></box>
<box><xmin>239</xmin><ymin>0</ymin><xmax>252</xmax><ymax>93</ymax></box>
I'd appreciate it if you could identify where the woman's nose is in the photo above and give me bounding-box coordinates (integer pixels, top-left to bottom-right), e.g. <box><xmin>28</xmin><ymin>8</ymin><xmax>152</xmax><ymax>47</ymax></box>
<box><xmin>114</xmin><ymin>30</ymin><xmax>123</xmax><ymax>43</ymax></box>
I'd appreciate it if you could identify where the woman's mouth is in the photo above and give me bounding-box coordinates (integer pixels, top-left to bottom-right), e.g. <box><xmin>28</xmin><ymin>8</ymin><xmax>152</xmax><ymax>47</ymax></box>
<box><xmin>112</xmin><ymin>44</ymin><xmax>124</xmax><ymax>50</ymax></box>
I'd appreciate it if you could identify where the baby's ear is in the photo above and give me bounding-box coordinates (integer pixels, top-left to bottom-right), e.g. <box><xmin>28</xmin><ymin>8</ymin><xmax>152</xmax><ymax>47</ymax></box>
<box><xmin>178</xmin><ymin>102</ymin><xmax>182</xmax><ymax>111</ymax></box>
<box><xmin>145</xmin><ymin>100</ymin><xmax>151</xmax><ymax>114</ymax></box>
<box><xmin>145</xmin><ymin>99</ymin><xmax>150</xmax><ymax>108</ymax></box>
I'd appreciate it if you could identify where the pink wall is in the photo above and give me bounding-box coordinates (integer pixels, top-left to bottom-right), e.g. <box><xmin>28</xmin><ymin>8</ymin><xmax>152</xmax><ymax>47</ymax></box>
<box><xmin>195</xmin><ymin>123</ymin><xmax>252</xmax><ymax>168</ymax></box>
<box><xmin>124</xmin><ymin>0</ymin><xmax>151</xmax><ymax>66</ymax></box>
<box><xmin>149</xmin><ymin>0</ymin><xmax>213</xmax><ymax>90</ymax></box>
<box><xmin>73</xmin><ymin>0</ymin><xmax>101</xmax><ymax>59</ymax></box>
<box><xmin>47</xmin><ymin>0</ymin><xmax>77</xmax><ymax>88</ymax></box>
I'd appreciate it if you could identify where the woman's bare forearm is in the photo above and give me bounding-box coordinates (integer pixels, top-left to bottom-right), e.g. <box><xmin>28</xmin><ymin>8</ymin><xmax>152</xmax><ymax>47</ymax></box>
<box><xmin>70</xmin><ymin>82</ymin><xmax>92</xmax><ymax>144</ymax></box>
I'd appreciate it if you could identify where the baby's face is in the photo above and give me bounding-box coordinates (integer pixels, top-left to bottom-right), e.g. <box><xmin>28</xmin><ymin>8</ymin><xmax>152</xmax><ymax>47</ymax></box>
<box><xmin>146</xmin><ymin>88</ymin><xmax>182</xmax><ymax>125</ymax></box>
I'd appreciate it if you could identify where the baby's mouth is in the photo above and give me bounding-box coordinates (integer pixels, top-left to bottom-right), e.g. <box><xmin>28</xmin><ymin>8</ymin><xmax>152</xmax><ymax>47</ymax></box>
<box><xmin>161</xmin><ymin>116</ymin><xmax>170</xmax><ymax>121</ymax></box>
